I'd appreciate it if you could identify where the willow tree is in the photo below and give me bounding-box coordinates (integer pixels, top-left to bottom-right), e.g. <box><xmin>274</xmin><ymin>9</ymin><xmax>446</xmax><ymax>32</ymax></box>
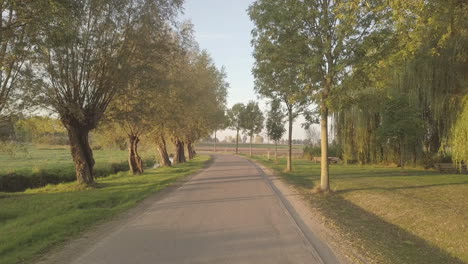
<box><xmin>333</xmin><ymin>0</ymin><xmax>467</xmax><ymax>167</ymax></box>
<box><xmin>450</xmin><ymin>96</ymin><xmax>468</xmax><ymax>167</ymax></box>
<box><xmin>249</xmin><ymin>0</ymin><xmax>386</xmax><ymax>191</ymax></box>
<box><xmin>105</xmin><ymin>0</ymin><xmax>182</xmax><ymax>174</ymax></box>
<box><xmin>37</xmin><ymin>0</ymin><xmax>137</xmax><ymax>184</ymax></box>
<box><xmin>181</xmin><ymin>52</ymin><xmax>228</xmax><ymax>159</ymax></box>
<box><xmin>0</xmin><ymin>1</ymin><xmax>42</xmax><ymax>116</ymax></box>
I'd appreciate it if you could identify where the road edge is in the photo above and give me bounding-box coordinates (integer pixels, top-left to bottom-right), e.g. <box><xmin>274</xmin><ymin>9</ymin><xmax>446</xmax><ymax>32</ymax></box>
<box><xmin>240</xmin><ymin>155</ymin><xmax>351</xmax><ymax>264</ymax></box>
<box><xmin>35</xmin><ymin>154</ymin><xmax>215</xmax><ymax>264</ymax></box>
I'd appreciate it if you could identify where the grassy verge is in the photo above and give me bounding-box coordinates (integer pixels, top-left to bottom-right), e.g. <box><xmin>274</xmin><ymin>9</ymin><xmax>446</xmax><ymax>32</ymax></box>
<box><xmin>0</xmin><ymin>146</ymin><xmax>156</xmax><ymax>192</ymax></box>
<box><xmin>248</xmin><ymin>156</ymin><xmax>467</xmax><ymax>264</ymax></box>
<box><xmin>0</xmin><ymin>155</ymin><xmax>210</xmax><ymax>264</ymax></box>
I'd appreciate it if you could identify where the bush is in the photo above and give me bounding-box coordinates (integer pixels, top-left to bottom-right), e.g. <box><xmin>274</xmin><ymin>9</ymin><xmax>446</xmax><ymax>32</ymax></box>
<box><xmin>303</xmin><ymin>144</ymin><xmax>342</xmax><ymax>160</ymax></box>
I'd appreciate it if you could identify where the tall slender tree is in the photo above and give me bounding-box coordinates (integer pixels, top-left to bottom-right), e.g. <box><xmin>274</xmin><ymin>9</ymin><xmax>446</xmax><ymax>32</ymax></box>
<box><xmin>227</xmin><ymin>103</ymin><xmax>246</xmax><ymax>154</ymax></box>
<box><xmin>266</xmin><ymin>99</ymin><xmax>286</xmax><ymax>163</ymax></box>
<box><xmin>249</xmin><ymin>0</ymin><xmax>386</xmax><ymax>191</ymax></box>
<box><xmin>240</xmin><ymin>101</ymin><xmax>264</xmax><ymax>156</ymax></box>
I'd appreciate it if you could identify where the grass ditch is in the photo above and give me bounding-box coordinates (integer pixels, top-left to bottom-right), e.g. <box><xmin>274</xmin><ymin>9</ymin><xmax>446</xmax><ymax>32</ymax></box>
<box><xmin>248</xmin><ymin>155</ymin><xmax>467</xmax><ymax>264</ymax></box>
<box><xmin>0</xmin><ymin>155</ymin><xmax>210</xmax><ymax>264</ymax></box>
<box><xmin>0</xmin><ymin>146</ymin><xmax>155</xmax><ymax>192</ymax></box>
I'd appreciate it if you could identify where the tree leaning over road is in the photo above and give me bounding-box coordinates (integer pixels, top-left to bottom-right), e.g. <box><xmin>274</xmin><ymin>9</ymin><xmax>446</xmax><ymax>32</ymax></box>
<box><xmin>240</xmin><ymin>101</ymin><xmax>264</xmax><ymax>156</ymax></box>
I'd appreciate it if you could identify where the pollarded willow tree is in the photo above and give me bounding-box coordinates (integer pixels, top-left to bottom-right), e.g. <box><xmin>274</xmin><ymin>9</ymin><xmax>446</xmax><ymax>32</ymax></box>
<box><xmin>249</xmin><ymin>0</ymin><xmax>388</xmax><ymax>191</ymax></box>
<box><xmin>105</xmin><ymin>0</ymin><xmax>182</xmax><ymax>174</ymax></box>
<box><xmin>149</xmin><ymin>24</ymin><xmax>228</xmax><ymax>164</ymax></box>
<box><xmin>36</xmin><ymin>0</ymin><xmax>181</xmax><ymax>184</ymax></box>
<box><xmin>240</xmin><ymin>101</ymin><xmax>264</xmax><ymax>156</ymax></box>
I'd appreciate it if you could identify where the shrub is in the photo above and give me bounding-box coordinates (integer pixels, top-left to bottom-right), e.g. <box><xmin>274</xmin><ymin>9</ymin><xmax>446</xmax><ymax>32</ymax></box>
<box><xmin>303</xmin><ymin>144</ymin><xmax>342</xmax><ymax>160</ymax></box>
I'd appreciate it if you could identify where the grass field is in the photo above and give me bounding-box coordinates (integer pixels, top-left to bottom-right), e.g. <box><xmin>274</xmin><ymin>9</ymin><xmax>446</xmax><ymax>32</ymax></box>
<box><xmin>0</xmin><ymin>145</ymin><xmax>148</xmax><ymax>173</ymax></box>
<box><xmin>0</xmin><ymin>155</ymin><xmax>210</xmax><ymax>264</ymax></box>
<box><xmin>249</xmin><ymin>156</ymin><xmax>468</xmax><ymax>264</ymax></box>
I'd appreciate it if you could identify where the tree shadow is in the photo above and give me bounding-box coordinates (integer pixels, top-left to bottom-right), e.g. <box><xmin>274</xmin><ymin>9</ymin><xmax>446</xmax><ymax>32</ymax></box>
<box><xmin>338</xmin><ymin>181</ymin><xmax>468</xmax><ymax>194</ymax></box>
<box><xmin>310</xmin><ymin>193</ymin><xmax>465</xmax><ymax>264</ymax></box>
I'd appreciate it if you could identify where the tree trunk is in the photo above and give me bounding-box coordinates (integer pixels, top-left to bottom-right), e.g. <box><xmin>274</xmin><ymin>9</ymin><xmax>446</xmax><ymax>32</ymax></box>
<box><xmin>128</xmin><ymin>134</ymin><xmax>144</xmax><ymax>174</ymax></box>
<box><xmin>66</xmin><ymin>125</ymin><xmax>95</xmax><ymax>185</ymax></box>
<box><xmin>275</xmin><ymin>141</ymin><xmax>278</xmax><ymax>164</ymax></box>
<box><xmin>214</xmin><ymin>130</ymin><xmax>217</xmax><ymax>152</ymax></box>
<box><xmin>187</xmin><ymin>141</ymin><xmax>196</xmax><ymax>160</ymax></box>
<box><xmin>320</xmin><ymin>101</ymin><xmax>330</xmax><ymax>191</ymax></box>
<box><xmin>249</xmin><ymin>135</ymin><xmax>252</xmax><ymax>156</ymax></box>
<box><xmin>156</xmin><ymin>134</ymin><xmax>171</xmax><ymax>167</ymax></box>
<box><xmin>235</xmin><ymin>129</ymin><xmax>239</xmax><ymax>154</ymax></box>
<box><xmin>174</xmin><ymin>139</ymin><xmax>186</xmax><ymax>164</ymax></box>
<box><xmin>287</xmin><ymin>107</ymin><xmax>293</xmax><ymax>172</ymax></box>
<box><xmin>400</xmin><ymin>138</ymin><xmax>405</xmax><ymax>169</ymax></box>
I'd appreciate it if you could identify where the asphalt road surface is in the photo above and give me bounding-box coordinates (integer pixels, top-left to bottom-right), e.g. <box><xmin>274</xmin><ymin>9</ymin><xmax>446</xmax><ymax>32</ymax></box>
<box><xmin>70</xmin><ymin>154</ymin><xmax>336</xmax><ymax>264</ymax></box>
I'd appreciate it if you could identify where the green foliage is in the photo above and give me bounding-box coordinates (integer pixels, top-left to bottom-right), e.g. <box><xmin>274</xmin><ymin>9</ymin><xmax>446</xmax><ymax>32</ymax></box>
<box><xmin>240</xmin><ymin>101</ymin><xmax>264</xmax><ymax>138</ymax></box>
<box><xmin>377</xmin><ymin>97</ymin><xmax>425</xmax><ymax>166</ymax></box>
<box><xmin>450</xmin><ymin>96</ymin><xmax>468</xmax><ymax>165</ymax></box>
<box><xmin>15</xmin><ymin>116</ymin><xmax>68</xmax><ymax>145</ymax></box>
<box><xmin>334</xmin><ymin>0</ymin><xmax>467</xmax><ymax>166</ymax></box>
<box><xmin>303</xmin><ymin>144</ymin><xmax>342</xmax><ymax>160</ymax></box>
<box><xmin>265</xmin><ymin>99</ymin><xmax>286</xmax><ymax>142</ymax></box>
<box><xmin>227</xmin><ymin>103</ymin><xmax>246</xmax><ymax>132</ymax></box>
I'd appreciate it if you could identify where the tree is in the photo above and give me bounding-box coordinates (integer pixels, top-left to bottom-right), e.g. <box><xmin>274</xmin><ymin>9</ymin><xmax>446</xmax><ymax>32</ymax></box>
<box><xmin>211</xmin><ymin>110</ymin><xmax>229</xmax><ymax>152</ymax></box>
<box><xmin>105</xmin><ymin>0</ymin><xmax>180</xmax><ymax>174</ymax></box>
<box><xmin>333</xmin><ymin>0</ymin><xmax>467</xmax><ymax>167</ymax></box>
<box><xmin>449</xmin><ymin>96</ymin><xmax>468</xmax><ymax>168</ymax></box>
<box><xmin>36</xmin><ymin>0</ymin><xmax>182</xmax><ymax>184</ymax></box>
<box><xmin>266</xmin><ymin>99</ymin><xmax>286</xmax><ymax>162</ymax></box>
<box><xmin>249</xmin><ymin>0</ymin><xmax>386</xmax><ymax>191</ymax></box>
<box><xmin>0</xmin><ymin>1</ymin><xmax>42</xmax><ymax>117</ymax></box>
<box><xmin>377</xmin><ymin>97</ymin><xmax>425</xmax><ymax>168</ymax></box>
<box><xmin>227</xmin><ymin>103</ymin><xmax>245</xmax><ymax>154</ymax></box>
<box><xmin>240</xmin><ymin>101</ymin><xmax>264</xmax><ymax>156</ymax></box>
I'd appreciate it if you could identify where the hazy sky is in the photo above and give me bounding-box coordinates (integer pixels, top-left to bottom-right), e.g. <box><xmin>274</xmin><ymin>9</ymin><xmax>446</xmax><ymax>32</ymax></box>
<box><xmin>182</xmin><ymin>0</ymin><xmax>308</xmax><ymax>140</ymax></box>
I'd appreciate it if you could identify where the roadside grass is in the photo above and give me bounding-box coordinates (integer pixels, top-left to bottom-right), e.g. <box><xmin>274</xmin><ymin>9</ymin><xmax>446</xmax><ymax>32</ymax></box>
<box><xmin>0</xmin><ymin>155</ymin><xmax>210</xmax><ymax>264</ymax></box>
<box><xmin>0</xmin><ymin>145</ymin><xmax>157</xmax><ymax>192</ymax></box>
<box><xmin>0</xmin><ymin>145</ymin><xmax>148</xmax><ymax>173</ymax></box>
<box><xmin>249</xmin><ymin>156</ymin><xmax>468</xmax><ymax>264</ymax></box>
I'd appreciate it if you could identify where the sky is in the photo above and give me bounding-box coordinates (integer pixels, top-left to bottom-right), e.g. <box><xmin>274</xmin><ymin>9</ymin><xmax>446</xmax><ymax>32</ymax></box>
<box><xmin>181</xmin><ymin>0</ymin><xmax>308</xmax><ymax>140</ymax></box>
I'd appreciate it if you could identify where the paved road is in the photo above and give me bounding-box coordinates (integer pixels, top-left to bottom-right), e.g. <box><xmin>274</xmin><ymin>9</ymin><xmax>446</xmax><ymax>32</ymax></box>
<box><xmin>71</xmin><ymin>154</ymin><xmax>330</xmax><ymax>264</ymax></box>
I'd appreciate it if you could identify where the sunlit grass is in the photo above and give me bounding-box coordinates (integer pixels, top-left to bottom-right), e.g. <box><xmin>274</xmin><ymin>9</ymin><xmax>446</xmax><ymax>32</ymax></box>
<box><xmin>0</xmin><ymin>155</ymin><xmax>210</xmax><ymax>264</ymax></box>
<box><xmin>249</xmin><ymin>156</ymin><xmax>468</xmax><ymax>264</ymax></box>
<box><xmin>0</xmin><ymin>145</ymin><xmax>150</xmax><ymax>173</ymax></box>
